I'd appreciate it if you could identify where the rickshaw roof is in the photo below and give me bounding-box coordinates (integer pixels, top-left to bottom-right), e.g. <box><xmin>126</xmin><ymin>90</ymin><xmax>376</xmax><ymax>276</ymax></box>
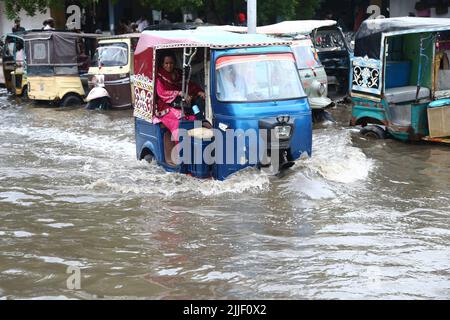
<box><xmin>355</xmin><ymin>17</ymin><xmax>450</xmax><ymax>59</ymax></box>
<box><xmin>24</xmin><ymin>31</ymin><xmax>99</xmax><ymax>67</ymax></box>
<box><xmin>23</xmin><ymin>31</ymin><xmax>101</xmax><ymax>41</ymax></box>
<box><xmin>138</xmin><ymin>30</ymin><xmax>292</xmax><ymax>50</ymax></box>
<box><xmin>196</xmin><ymin>21</ymin><xmax>337</xmax><ymax>36</ymax></box>
<box><xmin>257</xmin><ymin>20</ymin><xmax>337</xmax><ymax>35</ymax></box>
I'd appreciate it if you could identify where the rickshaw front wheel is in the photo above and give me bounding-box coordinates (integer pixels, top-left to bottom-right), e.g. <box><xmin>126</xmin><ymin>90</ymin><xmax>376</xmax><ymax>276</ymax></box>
<box><xmin>60</xmin><ymin>94</ymin><xmax>83</xmax><ymax>108</ymax></box>
<box><xmin>360</xmin><ymin>125</ymin><xmax>387</xmax><ymax>140</ymax></box>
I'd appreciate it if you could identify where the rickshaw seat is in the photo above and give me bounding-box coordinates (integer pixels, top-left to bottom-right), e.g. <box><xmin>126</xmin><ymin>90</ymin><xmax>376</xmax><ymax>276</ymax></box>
<box><xmin>385</xmin><ymin>86</ymin><xmax>430</xmax><ymax>104</ymax></box>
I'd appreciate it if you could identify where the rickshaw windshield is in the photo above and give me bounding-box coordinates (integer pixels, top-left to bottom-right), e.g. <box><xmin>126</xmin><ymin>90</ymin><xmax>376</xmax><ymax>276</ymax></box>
<box><xmin>92</xmin><ymin>42</ymin><xmax>128</xmax><ymax>67</ymax></box>
<box><xmin>216</xmin><ymin>53</ymin><xmax>305</xmax><ymax>102</ymax></box>
<box><xmin>3</xmin><ymin>38</ymin><xmax>17</xmax><ymax>58</ymax></box>
<box><xmin>292</xmin><ymin>45</ymin><xmax>321</xmax><ymax>68</ymax></box>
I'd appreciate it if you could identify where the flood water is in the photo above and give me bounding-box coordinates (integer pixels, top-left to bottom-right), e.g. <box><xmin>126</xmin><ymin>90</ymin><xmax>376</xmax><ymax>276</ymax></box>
<box><xmin>0</xmin><ymin>89</ymin><xmax>449</xmax><ymax>300</ymax></box>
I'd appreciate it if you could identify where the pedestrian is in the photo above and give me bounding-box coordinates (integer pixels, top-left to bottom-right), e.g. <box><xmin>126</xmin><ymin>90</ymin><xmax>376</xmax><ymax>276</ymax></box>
<box><xmin>237</xmin><ymin>12</ymin><xmax>246</xmax><ymax>26</ymax></box>
<box><xmin>12</xmin><ymin>18</ymin><xmax>25</xmax><ymax>33</ymax></box>
<box><xmin>136</xmin><ymin>15</ymin><xmax>149</xmax><ymax>32</ymax></box>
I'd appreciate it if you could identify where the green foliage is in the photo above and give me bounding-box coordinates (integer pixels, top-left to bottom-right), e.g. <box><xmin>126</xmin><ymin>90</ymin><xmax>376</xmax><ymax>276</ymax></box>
<box><xmin>0</xmin><ymin>0</ymin><xmax>322</xmax><ymax>24</ymax></box>
<box><xmin>139</xmin><ymin>0</ymin><xmax>203</xmax><ymax>10</ymax></box>
<box><xmin>0</xmin><ymin>0</ymin><xmax>91</xmax><ymax>19</ymax></box>
<box><xmin>258</xmin><ymin>0</ymin><xmax>323</xmax><ymax>25</ymax></box>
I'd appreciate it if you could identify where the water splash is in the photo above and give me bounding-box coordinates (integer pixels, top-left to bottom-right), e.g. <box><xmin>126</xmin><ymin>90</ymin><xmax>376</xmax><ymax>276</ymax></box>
<box><xmin>303</xmin><ymin>128</ymin><xmax>374</xmax><ymax>183</ymax></box>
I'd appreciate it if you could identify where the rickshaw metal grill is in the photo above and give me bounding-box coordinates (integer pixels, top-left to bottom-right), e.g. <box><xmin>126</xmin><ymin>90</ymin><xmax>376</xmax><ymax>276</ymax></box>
<box><xmin>351</xmin><ymin>56</ymin><xmax>382</xmax><ymax>95</ymax></box>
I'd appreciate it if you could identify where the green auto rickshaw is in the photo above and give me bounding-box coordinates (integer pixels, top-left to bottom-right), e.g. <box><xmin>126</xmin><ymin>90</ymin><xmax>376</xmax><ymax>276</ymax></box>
<box><xmin>350</xmin><ymin>17</ymin><xmax>450</xmax><ymax>144</ymax></box>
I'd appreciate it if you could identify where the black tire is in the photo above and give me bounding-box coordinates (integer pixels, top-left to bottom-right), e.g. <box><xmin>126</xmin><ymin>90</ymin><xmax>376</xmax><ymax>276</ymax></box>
<box><xmin>360</xmin><ymin>125</ymin><xmax>387</xmax><ymax>139</ymax></box>
<box><xmin>60</xmin><ymin>94</ymin><xmax>83</xmax><ymax>107</ymax></box>
<box><xmin>143</xmin><ymin>154</ymin><xmax>154</xmax><ymax>164</ymax></box>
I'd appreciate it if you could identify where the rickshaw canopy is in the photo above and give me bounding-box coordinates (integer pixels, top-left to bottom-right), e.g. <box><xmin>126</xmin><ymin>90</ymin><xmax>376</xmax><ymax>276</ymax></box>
<box><xmin>136</xmin><ymin>29</ymin><xmax>292</xmax><ymax>52</ymax></box>
<box><xmin>355</xmin><ymin>17</ymin><xmax>450</xmax><ymax>59</ymax></box>
<box><xmin>2</xmin><ymin>33</ymin><xmax>26</xmax><ymax>59</ymax></box>
<box><xmin>97</xmin><ymin>33</ymin><xmax>141</xmax><ymax>41</ymax></box>
<box><xmin>24</xmin><ymin>31</ymin><xmax>99</xmax><ymax>67</ymax></box>
<box><xmin>256</xmin><ymin>20</ymin><xmax>337</xmax><ymax>35</ymax></box>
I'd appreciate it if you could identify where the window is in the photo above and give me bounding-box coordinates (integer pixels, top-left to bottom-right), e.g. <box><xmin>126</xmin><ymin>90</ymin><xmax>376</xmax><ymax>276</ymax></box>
<box><xmin>292</xmin><ymin>44</ymin><xmax>321</xmax><ymax>69</ymax></box>
<box><xmin>33</xmin><ymin>43</ymin><xmax>47</xmax><ymax>60</ymax></box>
<box><xmin>92</xmin><ymin>42</ymin><xmax>128</xmax><ymax>67</ymax></box>
<box><xmin>314</xmin><ymin>29</ymin><xmax>347</xmax><ymax>52</ymax></box>
<box><xmin>216</xmin><ymin>53</ymin><xmax>305</xmax><ymax>102</ymax></box>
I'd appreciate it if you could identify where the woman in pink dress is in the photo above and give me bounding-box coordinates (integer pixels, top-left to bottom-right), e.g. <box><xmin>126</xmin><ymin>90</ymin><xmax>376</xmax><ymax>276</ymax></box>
<box><xmin>155</xmin><ymin>51</ymin><xmax>206</xmax><ymax>142</ymax></box>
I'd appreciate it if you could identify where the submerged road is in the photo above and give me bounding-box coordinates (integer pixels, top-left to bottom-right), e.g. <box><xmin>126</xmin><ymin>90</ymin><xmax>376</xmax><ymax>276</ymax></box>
<box><xmin>0</xmin><ymin>89</ymin><xmax>449</xmax><ymax>299</ymax></box>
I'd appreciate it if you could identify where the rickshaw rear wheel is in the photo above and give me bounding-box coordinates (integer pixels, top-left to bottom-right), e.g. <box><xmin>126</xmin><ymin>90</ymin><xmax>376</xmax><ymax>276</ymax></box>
<box><xmin>60</xmin><ymin>94</ymin><xmax>83</xmax><ymax>108</ymax></box>
<box><xmin>360</xmin><ymin>125</ymin><xmax>387</xmax><ymax>139</ymax></box>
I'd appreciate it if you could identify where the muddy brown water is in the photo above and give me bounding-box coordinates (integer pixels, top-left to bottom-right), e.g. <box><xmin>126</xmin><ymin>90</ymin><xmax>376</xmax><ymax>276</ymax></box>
<box><xmin>0</xmin><ymin>90</ymin><xmax>449</xmax><ymax>299</ymax></box>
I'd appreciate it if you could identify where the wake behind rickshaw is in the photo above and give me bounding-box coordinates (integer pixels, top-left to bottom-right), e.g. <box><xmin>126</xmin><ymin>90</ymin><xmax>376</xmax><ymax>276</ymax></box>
<box><xmin>350</xmin><ymin>17</ymin><xmax>450</xmax><ymax>144</ymax></box>
<box><xmin>24</xmin><ymin>31</ymin><xmax>99</xmax><ymax>107</ymax></box>
<box><xmin>2</xmin><ymin>32</ymin><xmax>28</xmax><ymax>96</ymax></box>
<box><xmin>134</xmin><ymin>30</ymin><xmax>312</xmax><ymax>180</ymax></box>
<box><xmin>87</xmin><ymin>33</ymin><xmax>141</xmax><ymax>109</ymax></box>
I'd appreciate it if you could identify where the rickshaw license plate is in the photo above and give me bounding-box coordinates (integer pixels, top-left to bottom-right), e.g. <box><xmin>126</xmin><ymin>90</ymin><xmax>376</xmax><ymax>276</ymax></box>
<box><xmin>40</xmin><ymin>84</ymin><xmax>45</xmax><ymax>91</ymax></box>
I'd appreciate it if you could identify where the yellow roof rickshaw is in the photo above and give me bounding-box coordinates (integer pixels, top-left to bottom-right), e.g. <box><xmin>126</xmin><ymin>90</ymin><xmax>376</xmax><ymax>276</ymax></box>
<box><xmin>24</xmin><ymin>31</ymin><xmax>99</xmax><ymax>107</ymax></box>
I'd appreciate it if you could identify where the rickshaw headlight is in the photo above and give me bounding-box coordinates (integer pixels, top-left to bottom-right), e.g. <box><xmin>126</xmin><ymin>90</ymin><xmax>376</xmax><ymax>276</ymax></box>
<box><xmin>274</xmin><ymin>126</ymin><xmax>292</xmax><ymax>140</ymax></box>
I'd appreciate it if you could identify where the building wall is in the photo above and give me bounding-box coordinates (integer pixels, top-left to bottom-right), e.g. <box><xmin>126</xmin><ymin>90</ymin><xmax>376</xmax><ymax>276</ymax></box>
<box><xmin>0</xmin><ymin>2</ymin><xmax>51</xmax><ymax>35</ymax></box>
<box><xmin>389</xmin><ymin>0</ymin><xmax>450</xmax><ymax>18</ymax></box>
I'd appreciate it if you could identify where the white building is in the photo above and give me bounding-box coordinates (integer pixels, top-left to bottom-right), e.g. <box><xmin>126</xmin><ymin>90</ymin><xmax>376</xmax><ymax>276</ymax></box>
<box><xmin>0</xmin><ymin>2</ymin><xmax>51</xmax><ymax>35</ymax></box>
<box><xmin>390</xmin><ymin>0</ymin><xmax>450</xmax><ymax>18</ymax></box>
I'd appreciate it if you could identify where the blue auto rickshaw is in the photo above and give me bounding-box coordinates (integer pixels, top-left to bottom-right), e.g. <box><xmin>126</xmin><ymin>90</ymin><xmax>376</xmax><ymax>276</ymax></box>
<box><xmin>133</xmin><ymin>30</ymin><xmax>312</xmax><ymax>180</ymax></box>
<box><xmin>351</xmin><ymin>17</ymin><xmax>450</xmax><ymax>144</ymax></box>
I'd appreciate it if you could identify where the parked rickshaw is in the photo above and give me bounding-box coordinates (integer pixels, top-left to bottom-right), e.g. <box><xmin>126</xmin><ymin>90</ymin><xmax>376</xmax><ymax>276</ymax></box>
<box><xmin>134</xmin><ymin>30</ymin><xmax>312</xmax><ymax>180</ymax></box>
<box><xmin>87</xmin><ymin>33</ymin><xmax>140</xmax><ymax>109</ymax></box>
<box><xmin>2</xmin><ymin>33</ymin><xmax>28</xmax><ymax>96</ymax></box>
<box><xmin>24</xmin><ymin>31</ymin><xmax>99</xmax><ymax>106</ymax></box>
<box><xmin>350</xmin><ymin>17</ymin><xmax>450</xmax><ymax>144</ymax></box>
<box><xmin>311</xmin><ymin>21</ymin><xmax>353</xmax><ymax>97</ymax></box>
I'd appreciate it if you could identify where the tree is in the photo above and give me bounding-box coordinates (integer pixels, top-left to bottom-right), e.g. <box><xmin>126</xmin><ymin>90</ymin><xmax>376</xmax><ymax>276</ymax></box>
<box><xmin>0</xmin><ymin>0</ymin><xmax>105</xmax><ymax>20</ymax></box>
<box><xmin>258</xmin><ymin>0</ymin><xmax>323</xmax><ymax>25</ymax></box>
